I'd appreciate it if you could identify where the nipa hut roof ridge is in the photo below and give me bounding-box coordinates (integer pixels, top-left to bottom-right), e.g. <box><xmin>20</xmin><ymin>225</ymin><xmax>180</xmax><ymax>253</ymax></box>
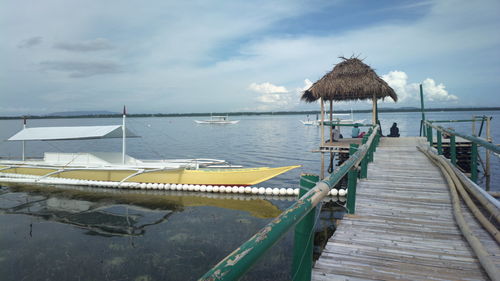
<box><xmin>301</xmin><ymin>57</ymin><xmax>398</xmax><ymax>102</ymax></box>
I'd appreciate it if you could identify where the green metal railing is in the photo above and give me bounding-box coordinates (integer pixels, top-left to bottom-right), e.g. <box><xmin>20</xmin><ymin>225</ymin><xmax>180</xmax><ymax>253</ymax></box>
<box><xmin>200</xmin><ymin>125</ymin><xmax>380</xmax><ymax>281</ymax></box>
<box><xmin>423</xmin><ymin>120</ymin><xmax>499</xmax><ymax>184</ymax></box>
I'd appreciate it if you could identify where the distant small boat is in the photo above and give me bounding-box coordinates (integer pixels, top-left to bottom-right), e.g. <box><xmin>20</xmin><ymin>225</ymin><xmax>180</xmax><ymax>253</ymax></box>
<box><xmin>300</xmin><ymin>111</ymin><xmax>364</xmax><ymax>126</ymax></box>
<box><xmin>194</xmin><ymin>115</ymin><xmax>239</xmax><ymax>124</ymax></box>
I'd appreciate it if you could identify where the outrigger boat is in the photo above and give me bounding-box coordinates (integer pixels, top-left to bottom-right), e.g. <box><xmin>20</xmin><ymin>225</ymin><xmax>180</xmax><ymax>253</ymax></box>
<box><xmin>194</xmin><ymin>115</ymin><xmax>239</xmax><ymax>124</ymax></box>
<box><xmin>300</xmin><ymin>110</ymin><xmax>364</xmax><ymax>126</ymax></box>
<box><xmin>0</xmin><ymin>110</ymin><xmax>298</xmax><ymax>187</ymax></box>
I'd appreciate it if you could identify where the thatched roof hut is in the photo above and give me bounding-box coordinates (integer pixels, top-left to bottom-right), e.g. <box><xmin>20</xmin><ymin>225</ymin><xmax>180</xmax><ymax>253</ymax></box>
<box><xmin>301</xmin><ymin>57</ymin><xmax>397</xmax><ymax>102</ymax></box>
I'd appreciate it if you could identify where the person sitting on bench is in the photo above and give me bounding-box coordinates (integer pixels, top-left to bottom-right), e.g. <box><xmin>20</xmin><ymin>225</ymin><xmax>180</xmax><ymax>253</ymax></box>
<box><xmin>388</xmin><ymin>122</ymin><xmax>400</xmax><ymax>137</ymax></box>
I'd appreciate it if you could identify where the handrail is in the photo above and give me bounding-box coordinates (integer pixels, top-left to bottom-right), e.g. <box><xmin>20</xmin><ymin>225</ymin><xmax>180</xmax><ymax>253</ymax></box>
<box><xmin>424</xmin><ymin>120</ymin><xmax>499</xmax><ymax>154</ymax></box>
<box><xmin>199</xmin><ymin>125</ymin><xmax>379</xmax><ymax>281</ymax></box>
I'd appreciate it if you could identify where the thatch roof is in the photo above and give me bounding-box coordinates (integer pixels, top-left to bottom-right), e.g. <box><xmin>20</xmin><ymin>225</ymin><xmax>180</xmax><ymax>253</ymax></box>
<box><xmin>301</xmin><ymin>57</ymin><xmax>398</xmax><ymax>102</ymax></box>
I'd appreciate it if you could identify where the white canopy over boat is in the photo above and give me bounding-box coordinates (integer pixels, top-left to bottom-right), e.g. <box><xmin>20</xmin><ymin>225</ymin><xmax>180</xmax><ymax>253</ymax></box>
<box><xmin>8</xmin><ymin>125</ymin><xmax>138</xmax><ymax>141</ymax></box>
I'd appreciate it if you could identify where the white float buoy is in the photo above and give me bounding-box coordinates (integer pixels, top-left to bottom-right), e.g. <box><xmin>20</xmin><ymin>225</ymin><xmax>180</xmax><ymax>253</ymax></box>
<box><xmin>206</xmin><ymin>185</ymin><xmax>213</xmax><ymax>192</ymax></box>
<box><xmin>244</xmin><ymin>186</ymin><xmax>252</xmax><ymax>194</ymax></box>
<box><xmin>286</xmin><ymin>188</ymin><xmax>294</xmax><ymax>196</ymax></box>
<box><xmin>219</xmin><ymin>186</ymin><xmax>226</xmax><ymax>193</ymax></box>
<box><xmin>279</xmin><ymin>188</ymin><xmax>286</xmax><ymax>195</ymax></box>
<box><xmin>212</xmin><ymin>186</ymin><xmax>219</xmax><ymax>193</ymax></box>
<box><xmin>330</xmin><ymin>189</ymin><xmax>338</xmax><ymax>196</ymax></box>
<box><xmin>258</xmin><ymin>187</ymin><xmax>266</xmax><ymax>195</ymax></box>
<box><xmin>194</xmin><ymin>185</ymin><xmax>201</xmax><ymax>192</ymax></box>
<box><xmin>200</xmin><ymin>185</ymin><xmax>206</xmax><ymax>192</ymax></box>
<box><xmin>338</xmin><ymin>189</ymin><xmax>347</xmax><ymax>196</ymax></box>
<box><xmin>238</xmin><ymin>186</ymin><xmax>245</xmax><ymax>194</ymax></box>
<box><xmin>152</xmin><ymin>183</ymin><xmax>159</xmax><ymax>190</ymax></box>
<box><xmin>251</xmin><ymin>187</ymin><xmax>259</xmax><ymax>194</ymax></box>
<box><xmin>140</xmin><ymin>183</ymin><xmax>147</xmax><ymax>189</ymax></box>
<box><xmin>272</xmin><ymin>188</ymin><xmax>280</xmax><ymax>195</ymax></box>
<box><xmin>293</xmin><ymin>188</ymin><xmax>299</xmax><ymax>196</ymax></box>
<box><xmin>265</xmin><ymin>188</ymin><xmax>273</xmax><ymax>195</ymax></box>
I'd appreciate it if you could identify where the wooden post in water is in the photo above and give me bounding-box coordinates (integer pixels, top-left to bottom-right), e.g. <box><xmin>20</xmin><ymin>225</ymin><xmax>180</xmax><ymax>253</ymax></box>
<box><xmin>427</xmin><ymin>124</ymin><xmax>433</xmax><ymax>146</ymax></box>
<box><xmin>450</xmin><ymin>135</ymin><xmax>457</xmax><ymax>166</ymax></box>
<box><xmin>472</xmin><ymin>116</ymin><xmax>476</xmax><ymax>136</ymax></box>
<box><xmin>471</xmin><ymin>142</ymin><xmax>478</xmax><ymax>183</ymax></box>
<box><xmin>292</xmin><ymin>174</ymin><xmax>319</xmax><ymax>281</ymax></box>
<box><xmin>347</xmin><ymin>144</ymin><xmax>359</xmax><ymax>214</ymax></box>
<box><xmin>486</xmin><ymin>117</ymin><xmax>491</xmax><ymax>190</ymax></box>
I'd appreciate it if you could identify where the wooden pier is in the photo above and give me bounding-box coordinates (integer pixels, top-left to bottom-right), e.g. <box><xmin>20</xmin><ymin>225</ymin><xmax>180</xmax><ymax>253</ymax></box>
<box><xmin>312</xmin><ymin>137</ymin><xmax>499</xmax><ymax>281</ymax></box>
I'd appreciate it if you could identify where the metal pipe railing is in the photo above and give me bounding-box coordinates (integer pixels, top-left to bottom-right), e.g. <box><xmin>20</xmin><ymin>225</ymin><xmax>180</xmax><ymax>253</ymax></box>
<box><xmin>199</xmin><ymin>126</ymin><xmax>379</xmax><ymax>281</ymax></box>
<box><xmin>424</xmin><ymin>120</ymin><xmax>500</xmax><ymax>154</ymax></box>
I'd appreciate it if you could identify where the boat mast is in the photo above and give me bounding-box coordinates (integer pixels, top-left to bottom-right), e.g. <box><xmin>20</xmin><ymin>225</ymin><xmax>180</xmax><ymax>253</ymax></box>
<box><xmin>122</xmin><ymin>106</ymin><xmax>126</xmax><ymax>165</ymax></box>
<box><xmin>22</xmin><ymin>117</ymin><xmax>26</xmax><ymax>161</ymax></box>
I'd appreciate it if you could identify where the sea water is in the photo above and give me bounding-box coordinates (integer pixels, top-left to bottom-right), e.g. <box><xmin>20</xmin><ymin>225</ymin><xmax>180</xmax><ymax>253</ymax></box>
<box><xmin>0</xmin><ymin>110</ymin><xmax>498</xmax><ymax>280</ymax></box>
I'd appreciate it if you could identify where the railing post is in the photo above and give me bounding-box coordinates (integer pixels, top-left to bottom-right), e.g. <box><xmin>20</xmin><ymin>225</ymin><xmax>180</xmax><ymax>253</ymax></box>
<box><xmin>471</xmin><ymin>142</ymin><xmax>478</xmax><ymax>183</ymax></box>
<box><xmin>450</xmin><ymin>135</ymin><xmax>457</xmax><ymax>166</ymax></box>
<box><xmin>437</xmin><ymin>130</ymin><xmax>443</xmax><ymax>155</ymax></box>
<box><xmin>368</xmin><ymin>129</ymin><xmax>374</xmax><ymax>163</ymax></box>
<box><xmin>427</xmin><ymin>124</ymin><xmax>433</xmax><ymax>146</ymax></box>
<box><xmin>360</xmin><ymin>136</ymin><xmax>368</xmax><ymax>178</ymax></box>
<box><xmin>292</xmin><ymin>174</ymin><xmax>319</xmax><ymax>281</ymax></box>
<box><xmin>347</xmin><ymin>144</ymin><xmax>359</xmax><ymax>214</ymax></box>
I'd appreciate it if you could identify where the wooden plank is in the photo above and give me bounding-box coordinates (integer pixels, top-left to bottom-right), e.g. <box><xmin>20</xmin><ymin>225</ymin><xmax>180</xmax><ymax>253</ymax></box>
<box><xmin>312</xmin><ymin>137</ymin><xmax>497</xmax><ymax>281</ymax></box>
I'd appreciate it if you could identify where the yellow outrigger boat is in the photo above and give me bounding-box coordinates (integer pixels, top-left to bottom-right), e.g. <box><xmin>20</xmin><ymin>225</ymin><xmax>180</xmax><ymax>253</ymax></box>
<box><xmin>0</xmin><ymin>112</ymin><xmax>299</xmax><ymax>186</ymax></box>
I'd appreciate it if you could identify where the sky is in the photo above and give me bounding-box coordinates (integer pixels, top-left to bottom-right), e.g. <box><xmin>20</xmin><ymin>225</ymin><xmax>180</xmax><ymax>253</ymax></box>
<box><xmin>1</xmin><ymin>0</ymin><xmax>499</xmax><ymax>115</ymax></box>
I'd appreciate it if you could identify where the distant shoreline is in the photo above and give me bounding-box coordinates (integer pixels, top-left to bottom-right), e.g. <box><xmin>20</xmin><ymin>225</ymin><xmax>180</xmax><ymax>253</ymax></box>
<box><xmin>1</xmin><ymin>107</ymin><xmax>499</xmax><ymax>120</ymax></box>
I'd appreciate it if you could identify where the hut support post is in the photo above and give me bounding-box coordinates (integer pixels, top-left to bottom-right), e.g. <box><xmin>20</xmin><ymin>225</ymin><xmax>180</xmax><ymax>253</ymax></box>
<box><xmin>450</xmin><ymin>135</ymin><xmax>457</xmax><ymax>166</ymax></box>
<box><xmin>292</xmin><ymin>174</ymin><xmax>318</xmax><ymax>281</ymax></box>
<box><xmin>329</xmin><ymin>101</ymin><xmax>333</xmax><ymax>143</ymax></box>
<box><xmin>372</xmin><ymin>94</ymin><xmax>377</xmax><ymax>125</ymax></box>
<box><xmin>320</xmin><ymin>98</ymin><xmax>325</xmax><ymax>179</ymax></box>
<box><xmin>486</xmin><ymin>117</ymin><xmax>491</xmax><ymax>190</ymax></box>
<box><xmin>347</xmin><ymin>144</ymin><xmax>359</xmax><ymax>214</ymax></box>
<box><xmin>320</xmin><ymin>98</ymin><xmax>325</xmax><ymax>145</ymax></box>
<box><xmin>471</xmin><ymin>142</ymin><xmax>478</xmax><ymax>183</ymax></box>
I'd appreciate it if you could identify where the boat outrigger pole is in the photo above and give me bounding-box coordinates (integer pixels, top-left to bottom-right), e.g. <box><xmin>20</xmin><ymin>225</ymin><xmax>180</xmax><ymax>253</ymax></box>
<box><xmin>22</xmin><ymin>117</ymin><xmax>26</xmax><ymax>161</ymax></box>
<box><xmin>122</xmin><ymin>105</ymin><xmax>126</xmax><ymax>165</ymax></box>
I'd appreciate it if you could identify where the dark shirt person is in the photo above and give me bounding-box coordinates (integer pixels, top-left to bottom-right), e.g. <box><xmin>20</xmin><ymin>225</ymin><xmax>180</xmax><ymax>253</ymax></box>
<box><xmin>388</xmin><ymin>122</ymin><xmax>400</xmax><ymax>137</ymax></box>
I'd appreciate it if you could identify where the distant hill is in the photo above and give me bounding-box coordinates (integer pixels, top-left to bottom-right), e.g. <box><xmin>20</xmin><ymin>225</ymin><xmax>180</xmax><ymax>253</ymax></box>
<box><xmin>46</xmin><ymin>110</ymin><xmax>119</xmax><ymax>117</ymax></box>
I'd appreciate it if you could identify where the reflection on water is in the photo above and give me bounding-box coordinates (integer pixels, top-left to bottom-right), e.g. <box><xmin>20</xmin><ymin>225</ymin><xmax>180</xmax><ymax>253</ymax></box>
<box><xmin>0</xmin><ymin>184</ymin><xmax>292</xmax><ymax>281</ymax></box>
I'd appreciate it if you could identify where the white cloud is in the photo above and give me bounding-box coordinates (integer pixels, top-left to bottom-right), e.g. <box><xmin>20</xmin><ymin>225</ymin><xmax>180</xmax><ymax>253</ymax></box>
<box><xmin>421</xmin><ymin>78</ymin><xmax>458</xmax><ymax>102</ymax></box>
<box><xmin>382</xmin><ymin>70</ymin><xmax>458</xmax><ymax>103</ymax></box>
<box><xmin>248</xmin><ymin>82</ymin><xmax>287</xmax><ymax>94</ymax></box>
<box><xmin>248</xmin><ymin>82</ymin><xmax>291</xmax><ymax>110</ymax></box>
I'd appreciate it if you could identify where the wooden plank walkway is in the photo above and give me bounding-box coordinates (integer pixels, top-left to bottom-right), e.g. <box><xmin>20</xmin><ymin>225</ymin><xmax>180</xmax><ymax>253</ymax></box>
<box><xmin>312</xmin><ymin>137</ymin><xmax>499</xmax><ymax>281</ymax></box>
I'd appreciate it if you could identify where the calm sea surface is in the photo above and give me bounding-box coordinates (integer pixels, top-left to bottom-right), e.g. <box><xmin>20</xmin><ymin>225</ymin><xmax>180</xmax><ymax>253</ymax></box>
<box><xmin>0</xmin><ymin>110</ymin><xmax>498</xmax><ymax>280</ymax></box>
